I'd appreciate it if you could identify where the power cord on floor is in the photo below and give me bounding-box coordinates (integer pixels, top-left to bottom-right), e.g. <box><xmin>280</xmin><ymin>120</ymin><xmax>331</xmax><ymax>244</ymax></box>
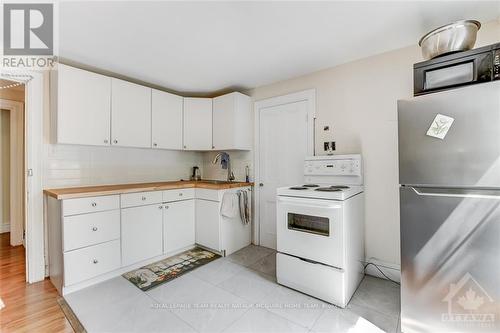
<box><xmin>364</xmin><ymin>262</ymin><xmax>400</xmax><ymax>286</ymax></box>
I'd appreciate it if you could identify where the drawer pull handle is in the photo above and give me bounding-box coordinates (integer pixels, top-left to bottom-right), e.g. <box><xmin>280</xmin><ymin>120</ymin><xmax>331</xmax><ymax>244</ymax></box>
<box><xmin>92</xmin><ymin>227</ymin><xmax>98</xmax><ymax>231</ymax></box>
<box><xmin>92</xmin><ymin>259</ymin><xmax>99</xmax><ymax>264</ymax></box>
<box><xmin>91</xmin><ymin>202</ymin><xmax>97</xmax><ymax>207</ymax></box>
<box><xmin>142</xmin><ymin>196</ymin><xmax>146</xmax><ymax>201</ymax></box>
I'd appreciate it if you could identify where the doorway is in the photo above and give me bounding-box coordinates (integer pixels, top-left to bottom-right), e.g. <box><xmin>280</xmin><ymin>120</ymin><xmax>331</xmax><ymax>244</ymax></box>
<box><xmin>254</xmin><ymin>89</ymin><xmax>315</xmax><ymax>249</ymax></box>
<box><xmin>0</xmin><ymin>82</ymin><xmax>25</xmax><ymax>247</ymax></box>
<box><xmin>0</xmin><ymin>72</ymin><xmax>45</xmax><ymax>284</ymax></box>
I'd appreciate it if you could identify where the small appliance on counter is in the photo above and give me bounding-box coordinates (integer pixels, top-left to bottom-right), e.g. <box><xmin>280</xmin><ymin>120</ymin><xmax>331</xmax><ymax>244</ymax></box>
<box><xmin>276</xmin><ymin>154</ymin><xmax>364</xmax><ymax>308</ymax></box>
<box><xmin>190</xmin><ymin>166</ymin><xmax>201</xmax><ymax>181</ymax></box>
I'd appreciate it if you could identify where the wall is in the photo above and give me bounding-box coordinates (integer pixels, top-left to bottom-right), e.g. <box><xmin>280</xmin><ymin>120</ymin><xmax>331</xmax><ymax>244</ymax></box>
<box><xmin>248</xmin><ymin>19</ymin><xmax>500</xmax><ymax>270</ymax></box>
<box><xmin>0</xmin><ymin>110</ymin><xmax>10</xmax><ymax>230</ymax></box>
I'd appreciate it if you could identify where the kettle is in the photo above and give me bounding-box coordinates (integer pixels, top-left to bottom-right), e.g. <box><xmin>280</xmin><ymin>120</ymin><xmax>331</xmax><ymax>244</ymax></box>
<box><xmin>190</xmin><ymin>166</ymin><xmax>201</xmax><ymax>181</ymax></box>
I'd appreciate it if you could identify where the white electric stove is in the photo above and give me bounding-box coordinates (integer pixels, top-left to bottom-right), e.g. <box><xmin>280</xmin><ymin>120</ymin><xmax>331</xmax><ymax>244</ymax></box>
<box><xmin>276</xmin><ymin>154</ymin><xmax>365</xmax><ymax>308</ymax></box>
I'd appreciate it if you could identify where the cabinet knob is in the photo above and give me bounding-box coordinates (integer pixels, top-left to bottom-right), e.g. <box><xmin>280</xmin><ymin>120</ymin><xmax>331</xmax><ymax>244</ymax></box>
<box><xmin>92</xmin><ymin>226</ymin><xmax>98</xmax><ymax>231</ymax></box>
<box><xmin>259</xmin><ymin>183</ymin><xmax>264</xmax><ymax>187</ymax></box>
<box><xmin>91</xmin><ymin>202</ymin><xmax>97</xmax><ymax>207</ymax></box>
<box><xmin>104</xmin><ymin>139</ymin><xmax>109</xmax><ymax>144</ymax></box>
<box><xmin>165</xmin><ymin>205</ymin><xmax>169</xmax><ymax>209</ymax></box>
<box><xmin>178</xmin><ymin>193</ymin><xmax>183</xmax><ymax>196</ymax></box>
<box><xmin>142</xmin><ymin>196</ymin><xmax>146</xmax><ymax>201</ymax></box>
<box><xmin>212</xmin><ymin>145</ymin><xmax>215</xmax><ymax>149</ymax></box>
<box><xmin>92</xmin><ymin>259</ymin><xmax>99</xmax><ymax>264</ymax></box>
<box><xmin>183</xmin><ymin>145</ymin><xmax>187</xmax><ymax>149</ymax></box>
<box><xmin>153</xmin><ymin>143</ymin><xmax>157</xmax><ymax>147</ymax></box>
<box><xmin>113</xmin><ymin>139</ymin><xmax>118</xmax><ymax>144</ymax></box>
<box><xmin>159</xmin><ymin>205</ymin><xmax>163</xmax><ymax>209</ymax></box>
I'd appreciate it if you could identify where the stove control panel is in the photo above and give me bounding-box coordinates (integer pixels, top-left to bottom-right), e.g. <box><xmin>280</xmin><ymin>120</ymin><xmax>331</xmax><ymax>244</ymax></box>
<box><xmin>304</xmin><ymin>158</ymin><xmax>361</xmax><ymax>176</ymax></box>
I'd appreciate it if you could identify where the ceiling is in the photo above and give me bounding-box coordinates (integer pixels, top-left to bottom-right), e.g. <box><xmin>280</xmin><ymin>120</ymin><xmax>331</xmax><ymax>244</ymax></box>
<box><xmin>59</xmin><ymin>1</ymin><xmax>500</xmax><ymax>95</ymax></box>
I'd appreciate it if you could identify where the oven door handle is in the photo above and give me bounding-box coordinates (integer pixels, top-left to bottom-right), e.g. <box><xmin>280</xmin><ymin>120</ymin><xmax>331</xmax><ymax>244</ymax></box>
<box><xmin>277</xmin><ymin>196</ymin><xmax>341</xmax><ymax>209</ymax></box>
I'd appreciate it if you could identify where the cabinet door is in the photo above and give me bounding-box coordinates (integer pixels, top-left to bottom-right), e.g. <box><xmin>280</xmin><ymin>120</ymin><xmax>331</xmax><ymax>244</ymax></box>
<box><xmin>56</xmin><ymin>64</ymin><xmax>111</xmax><ymax>146</ymax></box>
<box><xmin>164</xmin><ymin>199</ymin><xmax>195</xmax><ymax>254</ymax></box>
<box><xmin>111</xmin><ymin>79</ymin><xmax>151</xmax><ymax>148</ymax></box>
<box><xmin>213</xmin><ymin>92</ymin><xmax>252</xmax><ymax>150</ymax></box>
<box><xmin>183</xmin><ymin>98</ymin><xmax>212</xmax><ymax>150</ymax></box>
<box><xmin>195</xmin><ymin>199</ymin><xmax>220</xmax><ymax>251</ymax></box>
<box><xmin>121</xmin><ymin>204</ymin><xmax>163</xmax><ymax>266</ymax></box>
<box><xmin>151</xmin><ymin>89</ymin><xmax>183</xmax><ymax>150</ymax></box>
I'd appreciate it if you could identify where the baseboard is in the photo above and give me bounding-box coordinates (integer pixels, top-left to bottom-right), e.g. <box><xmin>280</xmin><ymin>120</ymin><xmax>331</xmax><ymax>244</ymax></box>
<box><xmin>364</xmin><ymin>257</ymin><xmax>401</xmax><ymax>283</ymax></box>
<box><xmin>0</xmin><ymin>223</ymin><xmax>10</xmax><ymax>234</ymax></box>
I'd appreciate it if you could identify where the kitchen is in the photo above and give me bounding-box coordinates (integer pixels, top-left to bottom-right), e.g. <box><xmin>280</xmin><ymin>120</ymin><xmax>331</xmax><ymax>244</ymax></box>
<box><xmin>0</xmin><ymin>2</ymin><xmax>500</xmax><ymax>333</ymax></box>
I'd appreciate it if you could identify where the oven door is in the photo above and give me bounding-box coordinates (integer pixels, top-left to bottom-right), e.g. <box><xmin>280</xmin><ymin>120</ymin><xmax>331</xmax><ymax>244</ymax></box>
<box><xmin>276</xmin><ymin>195</ymin><xmax>344</xmax><ymax>268</ymax></box>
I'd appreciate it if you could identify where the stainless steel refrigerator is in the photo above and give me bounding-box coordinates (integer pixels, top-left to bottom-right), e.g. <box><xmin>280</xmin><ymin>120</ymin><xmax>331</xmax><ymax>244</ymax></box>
<box><xmin>398</xmin><ymin>81</ymin><xmax>500</xmax><ymax>333</ymax></box>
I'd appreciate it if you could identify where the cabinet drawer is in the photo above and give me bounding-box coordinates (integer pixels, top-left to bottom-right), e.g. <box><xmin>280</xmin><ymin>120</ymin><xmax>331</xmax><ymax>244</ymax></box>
<box><xmin>64</xmin><ymin>240</ymin><xmax>121</xmax><ymax>286</ymax></box>
<box><xmin>163</xmin><ymin>188</ymin><xmax>195</xmax><ymax>202</ymax></box>
<box><xmin>63</xmin><ymin>195</ymin><xmax>119</xmax><ymax>216</ymax></box>
<box><xmin>121</xmin><ymin>191</ymin><xmax>162</xmax><ymax>208</ymax></box>
<box><xmin>195</xmin><ymin>188</ymin><xmax>220</xmax><ymax>201</ymax></box>
<box><xmin>63</xmin><ymin>210</ymin><xmax>120</xmax><ymax>252</ymax></box>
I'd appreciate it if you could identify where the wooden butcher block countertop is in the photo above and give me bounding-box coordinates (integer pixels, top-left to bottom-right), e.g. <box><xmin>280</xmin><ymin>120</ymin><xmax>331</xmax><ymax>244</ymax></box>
<box><xmin>44</xmin><ymin>180</ymin><xmax>254</xmax><ymax>200</ymax></box>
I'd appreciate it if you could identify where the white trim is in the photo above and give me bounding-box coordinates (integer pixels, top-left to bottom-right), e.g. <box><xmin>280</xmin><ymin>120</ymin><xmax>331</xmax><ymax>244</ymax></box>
<box><xmin>0</xmin><ymin>99</ymin><xmax>24</xmax><ymax>246</ymax></box>
<box><xmin>24</xmin><ymin>72</ymin><xmax>45</xmax><ymax>283</ymax></box>
<box><xmin>0</xmin><ymin>223</ymin><xmax>10</xmax><ymax>234</ymax></box>
<box><xmin>364</xmin><ymin>257</ymin><xmax>401</xmax><ymax>283</ymax></box>
<box><xmin>253</xmin><ymin>89</ymin><xmax>316</xmax><ymax>246</ymax></box>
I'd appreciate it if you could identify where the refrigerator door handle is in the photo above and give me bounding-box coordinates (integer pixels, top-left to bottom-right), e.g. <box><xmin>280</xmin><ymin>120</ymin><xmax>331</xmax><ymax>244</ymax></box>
<box><xmin>410</xmin><ymin>186</ymin><xmax>500</xmax><ymax>199</ymax></box>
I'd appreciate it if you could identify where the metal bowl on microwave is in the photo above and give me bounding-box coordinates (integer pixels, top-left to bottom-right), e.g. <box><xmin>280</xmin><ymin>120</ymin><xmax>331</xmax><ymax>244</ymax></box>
<box><xmin>419</xmin><ymin>20</ymin><xmax>481</xmax><ymax>60</ymax></box>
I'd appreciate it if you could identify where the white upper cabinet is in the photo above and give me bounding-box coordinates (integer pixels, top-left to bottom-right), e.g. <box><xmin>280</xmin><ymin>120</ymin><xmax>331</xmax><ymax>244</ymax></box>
<box><xmin>54</xmin><ymin>64</ymin><xmax>112</xmax><ymax>146</ymax></box>
<box><xmin>111</xmin><ymin>79</ymin><xmax>151</xmax><ymax>148</ymax></box>
<box><xmin>151</xmin><ymin>89</ymin><xmax>183</xmax><ymax>150</ymax></box>
<box><xmin>213</xmin><ymin>92</ymin><xmax>252</xmax><ymax>150</ymax></box>
<box><xmin>183</xmin><ymin>97</ymin><xmax>213</xmax><ymax>151</ymax></box>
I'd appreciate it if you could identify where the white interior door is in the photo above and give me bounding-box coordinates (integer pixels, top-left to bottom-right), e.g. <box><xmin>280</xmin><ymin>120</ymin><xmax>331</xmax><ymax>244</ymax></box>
<box><xmin>257</xmin><ymin>91</ymin><xmax>314</xmax><ymax>249</ymax></box>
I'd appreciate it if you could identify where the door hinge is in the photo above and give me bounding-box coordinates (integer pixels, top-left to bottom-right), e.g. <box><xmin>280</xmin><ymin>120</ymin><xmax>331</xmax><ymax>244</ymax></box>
<box><xmin>23</xmin><ymin>230</ymin><xmax>26</xmax><ymax>240</ymax></box>
<box><xmin>27</xmin><ymin>169</ymin><xmax>33</xmax><ymax>177</ymax></box>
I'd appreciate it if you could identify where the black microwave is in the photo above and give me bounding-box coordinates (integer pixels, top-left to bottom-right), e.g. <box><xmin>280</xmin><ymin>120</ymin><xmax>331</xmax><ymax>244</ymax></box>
<box><xmin>414</xmin><ymin>42</ymin><xmax>500</xmax><ymax>96</ymax></box>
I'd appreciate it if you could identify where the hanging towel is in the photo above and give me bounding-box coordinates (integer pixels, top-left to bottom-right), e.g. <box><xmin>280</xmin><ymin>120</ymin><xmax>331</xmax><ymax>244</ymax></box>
<box><xmin>221</xmin><ymin>192</ymin><xmax>239</xmax><ymax>218</ymax></box>
<box><xmin>237</xmin><ymin>189</ymin><xmax>251</xmax><ymax>225</ymax></box>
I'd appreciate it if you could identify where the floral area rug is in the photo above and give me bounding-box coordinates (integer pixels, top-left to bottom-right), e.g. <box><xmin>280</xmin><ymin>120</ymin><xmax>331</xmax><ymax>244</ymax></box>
<box><xmin>123</xmin><ymin>247</ymin><xmax>220</xmax><ymax>291</ymax></box>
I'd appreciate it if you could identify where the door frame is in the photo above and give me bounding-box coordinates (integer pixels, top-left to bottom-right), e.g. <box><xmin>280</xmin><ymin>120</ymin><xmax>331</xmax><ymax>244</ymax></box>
<box><xmin>253</xmin><ymin>89</ymin><xmax>316</xmax><ymax>246</ymax></box>
<box><xmin>0</xmin><ymin>99</ymin><xmax>24</xmax><ymax>246</ymax></box>
<box><xmin>1</xmin><ymin>71</ymin><xmax>45</xmax><ymax>283</ymax></box>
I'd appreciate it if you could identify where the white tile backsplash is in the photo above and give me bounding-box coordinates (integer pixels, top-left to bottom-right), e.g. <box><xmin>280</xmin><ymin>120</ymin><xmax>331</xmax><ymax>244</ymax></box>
<box><xmin>43</xmin><ymin>144</ymin><xmax>203</xmax><ymax>188</ymax></box>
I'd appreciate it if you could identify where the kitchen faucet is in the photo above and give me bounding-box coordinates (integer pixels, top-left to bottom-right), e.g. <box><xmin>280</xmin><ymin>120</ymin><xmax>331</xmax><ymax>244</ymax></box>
<box><xmin>212</xmin><ymin>152</ymin><xmax>235</xmax><ymax>182</ymax></box>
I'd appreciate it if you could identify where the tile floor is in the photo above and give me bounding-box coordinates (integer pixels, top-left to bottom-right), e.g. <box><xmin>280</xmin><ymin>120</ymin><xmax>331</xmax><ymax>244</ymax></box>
<box><xmin>65</xmin><ymin>245</ymin><xmax>401</xmax><ymax>333</ymax></box>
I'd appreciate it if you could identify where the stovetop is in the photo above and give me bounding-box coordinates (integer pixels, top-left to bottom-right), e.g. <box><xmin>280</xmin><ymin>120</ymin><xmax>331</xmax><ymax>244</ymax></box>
<box><xmin>277</xmin><ymin>183</ymin><xmax>363</xmax><ymax>201</ymax></box>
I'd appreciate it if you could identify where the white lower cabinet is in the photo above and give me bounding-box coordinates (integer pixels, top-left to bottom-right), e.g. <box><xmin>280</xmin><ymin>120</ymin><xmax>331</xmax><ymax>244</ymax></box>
<box><xmin>121</xmin><ymin>204</ymin><xmax>163</xmax><ymax>266</ymax></box>
<box><xmin>164</xmin><ymin>199</ymin><xmax>195</xmax><ymax>254</ymax></box>
<box><xmin>64</xmin><ymin>239</ymin><xmax>121</xmax><ymax>286</ymax></box>
<box><xmin>195</xmin><ymin>199</ymin><xmax>221</xmax><ymax>251</ymax></box>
